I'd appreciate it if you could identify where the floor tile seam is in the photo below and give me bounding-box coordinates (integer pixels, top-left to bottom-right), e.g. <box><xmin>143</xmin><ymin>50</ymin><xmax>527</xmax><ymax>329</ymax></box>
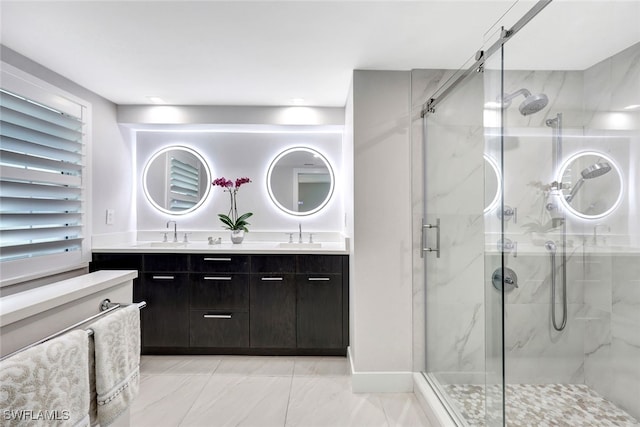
<box><xmin>282</xmin><ymin>373</ymin><xmax>296</xmax><ymax>427</ymax></box>
<box><xmin>175</xmin><ymin>373</ymin><xmax>217</xmax><ymax>427</ymax></box>
<box><xmin>211</xmin><ymin>373</ymin><xmax>294</xmax><ymax>378</ymax></box>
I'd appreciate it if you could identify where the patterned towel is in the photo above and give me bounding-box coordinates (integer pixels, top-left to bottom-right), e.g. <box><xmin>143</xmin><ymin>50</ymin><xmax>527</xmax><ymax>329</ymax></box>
<box><xmin>88</xmin><ymin>305</ymin><xmax>140</xmax><ymax>427</ymax></box>
<box><xmin>0</xmin><ymin>330</ymin><xmax>90</xmax><ymax>427</ymax></box>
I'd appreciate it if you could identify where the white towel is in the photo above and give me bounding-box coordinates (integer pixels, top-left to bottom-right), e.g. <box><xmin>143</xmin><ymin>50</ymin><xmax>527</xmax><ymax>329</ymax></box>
<box><xmin>88</xmin><ymin>305</ymin><xmax>140</xmax><ymax>427</ymax></box>
<box><xmin>0</xmin><ymin>329</ymin><xmax>90</xmax><ymax>427</ymax></box>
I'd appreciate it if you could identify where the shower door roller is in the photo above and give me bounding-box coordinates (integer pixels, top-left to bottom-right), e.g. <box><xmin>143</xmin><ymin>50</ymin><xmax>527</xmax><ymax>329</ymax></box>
<box><xmin>492</xmin><ymin>267</ymin><xmax>518</xmax><ymax>292</ymax></box>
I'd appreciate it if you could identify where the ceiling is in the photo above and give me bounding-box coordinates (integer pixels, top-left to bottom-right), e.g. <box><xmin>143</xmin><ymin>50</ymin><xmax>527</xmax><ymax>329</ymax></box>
<box><xmin>1</xmin><ymin>1</ymin><xmax>639</xmax><ymax>107</ymax></box>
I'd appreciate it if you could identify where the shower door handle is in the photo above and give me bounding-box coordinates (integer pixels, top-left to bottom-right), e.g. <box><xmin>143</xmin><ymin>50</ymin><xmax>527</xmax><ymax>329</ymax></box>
<box><xmin>421</xmin><ymin>218</ymin><xmax>440</xmax><ymax>258</ymax></box>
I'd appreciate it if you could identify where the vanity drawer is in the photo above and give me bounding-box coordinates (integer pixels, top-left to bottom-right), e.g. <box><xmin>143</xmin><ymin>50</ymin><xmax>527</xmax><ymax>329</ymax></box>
<box><xmin>190</xmin><ymin>310</ymin><xmax>249</xmax><ymax>348</ymax></box>
<box><xmin>190</xmin><ymin>274</ymin><xmax>249</xmax><ymax>310</ymax></box>
<box><xmin>251</xmin><ymin>255</ymin><xmax>296</xmax><ymax>274</ymax></box>
<box><xmin>144</xmin><ymin>254</ymin><xmax>189</xmax><ymax>272</ymax></box>
<box><xmin>190</xmin><ymin>255</ymin><xmax>249</xmax><ymax>273</ymax></box>
<box><xmin>297</xmin><ymin>255</ymin><xmax>344</xmax><ymax>274</ymax></box>
<box><xmin>91</xmin><ymin>253</ymin><xmax>143</xmax><ymax>271</ymax></box>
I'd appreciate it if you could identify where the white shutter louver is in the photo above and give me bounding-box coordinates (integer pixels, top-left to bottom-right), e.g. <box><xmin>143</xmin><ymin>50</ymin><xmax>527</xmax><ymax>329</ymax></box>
<box><xmin>0</xmin><ymin>89</ymin><xmax>85</xmax><ymax>262</ymax></box>
<box><xmin>168</xmin><ymin>156</ymin><xmax>200</xmax><ymax>211</ymax></box>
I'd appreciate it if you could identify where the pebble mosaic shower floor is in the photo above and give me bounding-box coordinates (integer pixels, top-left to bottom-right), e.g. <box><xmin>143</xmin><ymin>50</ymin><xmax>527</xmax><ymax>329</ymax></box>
<box><xmin>443</xmin><ymin>383</ymin><xmax>639</xmax><ymax>426</ymax></box>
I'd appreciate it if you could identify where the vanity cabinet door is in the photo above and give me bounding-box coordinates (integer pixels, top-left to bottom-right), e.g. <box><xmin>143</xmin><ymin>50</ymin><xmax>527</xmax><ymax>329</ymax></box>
<box><xmin>296</xmin><ymin>274</ymin><xmax>343</xmax><ymax>349</ymax></box>
<box><xmin>250</xmin><ymin>274</ymin><xmax>296</xmax><ymax>348</ymax></box>
<box><xmin>140</xmin><ymin>272</ymin><xmax>189</xmax><ymax>348</ymax></box>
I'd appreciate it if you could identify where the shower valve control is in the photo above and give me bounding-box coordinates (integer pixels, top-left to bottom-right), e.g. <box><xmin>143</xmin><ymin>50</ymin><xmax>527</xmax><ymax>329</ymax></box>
<box><xmin>492</xmin><ymin>267</ymin><xmax>518</xmax><ymax>292</ymax></box>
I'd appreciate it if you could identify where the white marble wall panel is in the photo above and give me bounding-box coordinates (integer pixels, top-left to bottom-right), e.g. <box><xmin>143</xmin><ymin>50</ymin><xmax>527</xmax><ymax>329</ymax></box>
<box><xmin>504</xmin><ymin>303</ymin><xmax>585</xmax><ymax>384</ymax></box>
<box><xmin>608</xmin><ymin>314</ymin><xmax>640</xmax><ymax>420</ymax></box>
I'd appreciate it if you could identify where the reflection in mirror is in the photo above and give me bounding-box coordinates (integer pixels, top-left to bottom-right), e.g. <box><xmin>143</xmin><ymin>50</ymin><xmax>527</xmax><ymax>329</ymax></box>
<box><xmin>558</xmin><ymin>151</ymin><xmax>623</xmax><ymax>219</ymax></box>
<box><xmin>267</xmin><ymin>147</ymin><xmax>334</xmax><ymax>216</ymax></box>
<box><xmin>143</xmin><ymin>146</ymin><xmax>211</xmax><ymax>215</ymax></box>
<box><xmin>484</xmin><ymin>154</ymin><xmax>501</xmax><ymax>213</ymax></box>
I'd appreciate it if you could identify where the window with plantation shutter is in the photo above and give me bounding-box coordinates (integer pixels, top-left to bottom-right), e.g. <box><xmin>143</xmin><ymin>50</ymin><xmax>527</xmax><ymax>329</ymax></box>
<box><xmin>0</xmin><ymin>65</ymin><xmax>90</xmax><ymax>283</ymax></box>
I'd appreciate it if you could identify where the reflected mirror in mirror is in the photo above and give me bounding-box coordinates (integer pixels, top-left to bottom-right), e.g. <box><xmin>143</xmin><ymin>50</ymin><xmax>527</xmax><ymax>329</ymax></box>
<box><xmin>558</xmin><ymin>151</ymin><xmax>623</xmax><ymax>219</ymax></box>
<box><xmin>143</xmin><ymin>146</ymin><xmax>211</xmax><ymax>215</ymax></box>
<box><xmin>484</xmin><ymin>154</ymin><xmax>501</xmax><ymax>213</ymax></box>
<box><xmin>267</xmin><ymin>147</ymin><xmax>335</xmax><ymax>216</ymax></box>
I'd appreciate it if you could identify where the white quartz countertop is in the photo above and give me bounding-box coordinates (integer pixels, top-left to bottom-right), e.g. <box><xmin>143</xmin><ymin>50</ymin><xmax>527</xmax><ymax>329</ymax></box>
<box><xmin>0</xmin><ymin>270</ymin><xmax>138</xmax><ymax>327</ymax></box>
<box><xmin>92</xmin><ymin>240</ymin><xmax>349</xmax><ymax>255</ymax></box>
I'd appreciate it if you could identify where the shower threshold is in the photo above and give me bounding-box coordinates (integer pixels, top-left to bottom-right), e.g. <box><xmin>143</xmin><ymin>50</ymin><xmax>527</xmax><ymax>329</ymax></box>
<box><xmin>444</xmin><ymin>383</ymin><xmax>638</xmax><ymax>426</ymax></box>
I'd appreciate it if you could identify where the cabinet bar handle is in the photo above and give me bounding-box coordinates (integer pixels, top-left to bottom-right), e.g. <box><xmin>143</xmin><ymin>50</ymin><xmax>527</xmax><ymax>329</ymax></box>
<box><xmin>204</xmin><ymin>276</ymin><xmax>232</xmax><ymax>281</ymax></box>
<box><xmin>203</xmin><ymin>314</ymin><xmax>232</xmax><ymax>319</ymax></box>
<box><xmin>308</xmin><ymin>277</ymin><xmax>331</xmax><ymax>281</ymax></box>
<box><xmin>152</xmin><ymin>275</ymin><xmax>174</xmax><ymax>280</ymax></box>
<box><xmin>204</xmin><ymin>257</ymin><xmax>232</xmax><ymax>261</ymax></box>
<box><xmin>261</xmin><ymin>277</ymin><xmax>283</xmax><ymax>281</ymax></box>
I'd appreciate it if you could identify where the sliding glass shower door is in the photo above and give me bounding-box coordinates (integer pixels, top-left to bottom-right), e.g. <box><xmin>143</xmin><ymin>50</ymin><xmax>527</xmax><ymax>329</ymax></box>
<box><xmin>422</xmin><ymin>49</ymin><xmax>505</xmax><ymax>426</ymax></box>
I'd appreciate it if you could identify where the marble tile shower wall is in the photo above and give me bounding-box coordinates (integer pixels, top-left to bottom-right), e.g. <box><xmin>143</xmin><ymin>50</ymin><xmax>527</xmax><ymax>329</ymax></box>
<box><xmin>580</xmin><ymin>42</ymin><xmax>640</xmax><ymax>421</ymax></box>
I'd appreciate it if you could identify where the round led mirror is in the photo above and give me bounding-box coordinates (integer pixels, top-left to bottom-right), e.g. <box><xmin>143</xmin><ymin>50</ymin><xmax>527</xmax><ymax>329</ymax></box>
<box><xmin>267</xmin><ymin>147</ymin><xmax>335</xmax><ymax>216</ymax></box>
<box><xmin>484</xmin><ymin>154</ymin><xmax>501</xmax><ymax>213</ymax></box>
<box><xmin>143</xmin><ymin>146</ymin><xmax>211</xmax><ymax>215</ymax></box>
<box><xmin>557</xmin><ymin>151</ymin><xmax>623</xmax><ymax>219</ymax></box>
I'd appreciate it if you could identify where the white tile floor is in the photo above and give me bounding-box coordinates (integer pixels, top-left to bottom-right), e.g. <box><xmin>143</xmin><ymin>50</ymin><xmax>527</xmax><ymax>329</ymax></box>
<box><xmin>132</xmin><ymin>355</ymin><xmax>433</xmax><ymax>427</ymax></box>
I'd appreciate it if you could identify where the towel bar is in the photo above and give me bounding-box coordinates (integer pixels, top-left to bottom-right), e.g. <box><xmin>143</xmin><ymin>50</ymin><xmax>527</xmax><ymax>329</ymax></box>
<box><xmin>0</xmin><ymin>299</ymin><xmax>146</xmax><ymax>362</ymax></box>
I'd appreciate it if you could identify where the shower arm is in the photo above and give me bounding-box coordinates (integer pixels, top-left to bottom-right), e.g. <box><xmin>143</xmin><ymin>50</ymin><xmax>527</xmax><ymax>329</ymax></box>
<box><xmin>502</xmin><ymin>88</ymin><xmax>532</xmax><ymax>104</ymax></box>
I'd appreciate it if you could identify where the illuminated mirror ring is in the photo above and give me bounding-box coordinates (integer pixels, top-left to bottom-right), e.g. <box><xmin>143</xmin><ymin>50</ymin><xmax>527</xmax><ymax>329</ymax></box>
<box><xmin>556</xmin><ymin>151</ymin><xmax>623</xmax><ymax>220</ymax></box>
<box><xmin>267</xmin><ymin>147</ymin><xmax>335</xmax><ymax>216</ymax></box>
<box><xmin>143</xmin><ymin>146</ymin><xmax>212</xmax><ymax>215</ymax></box>
<box><xmin>484</xmin><ymin>154</ymin><xmax>501</xmax><ymax>214</ymax></box>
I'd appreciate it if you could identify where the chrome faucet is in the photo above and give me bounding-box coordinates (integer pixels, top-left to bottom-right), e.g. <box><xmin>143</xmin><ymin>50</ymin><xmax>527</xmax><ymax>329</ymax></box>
<box><xmin>298</xmin><ymin>222</ymin><xmax>303</xmax><ymax>244</ymax></box>
<box><xmin>166</xmin><ymin>220</ymin><xmax>178</xmax><ymax>242</ymax></box>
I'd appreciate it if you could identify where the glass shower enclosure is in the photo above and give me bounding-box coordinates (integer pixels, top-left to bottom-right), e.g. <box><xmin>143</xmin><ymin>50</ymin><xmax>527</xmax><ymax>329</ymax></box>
<box><xmin>417</xmin><ymin>1</ymin><xmax>640</xmax><ymax>425</ymax></box>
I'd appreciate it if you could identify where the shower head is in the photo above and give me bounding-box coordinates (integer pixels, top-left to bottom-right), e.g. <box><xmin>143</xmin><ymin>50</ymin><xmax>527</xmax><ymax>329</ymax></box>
<box><xmin>500</xmin><ymin>88</ymin><xmax>549</xmax><ymax>116</ymax></box>
<box><xmin>565</xmin><ymin>161</ymin><xmax>613</xmax><ymax>203</ymax></box>
<box><xmin>581</xmin><ymin>162</ymin><xmax>611</xmax><ymax>179</ymax></box>
<box><xmin>519</xmin><ymin>93</ymin><xmax>549</xmax><ymax>116</ymax></box>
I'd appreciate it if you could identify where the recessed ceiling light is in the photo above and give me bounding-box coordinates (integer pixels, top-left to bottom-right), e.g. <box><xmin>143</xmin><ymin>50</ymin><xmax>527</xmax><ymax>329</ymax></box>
<box><xmin>623</xmin><ymin>104</ymin><xmax>640</xmax><ymax>110</ymax></box>
<box><xmin>147</xmin><ymin>96</ymin><xmax>166</xmax><ymax>104</ymax></box>
<box><xmin>290</xmin><ymin>98</ymin><xmax>305</xmax><ymax>106</ymax></box>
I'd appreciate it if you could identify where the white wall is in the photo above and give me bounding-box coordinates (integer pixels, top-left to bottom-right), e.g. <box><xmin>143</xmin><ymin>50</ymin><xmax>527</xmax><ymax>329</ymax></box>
<box><xmin>350</xmin><ymin>70</ymin><xmax>414</xmax><ymax>391</ymax></box>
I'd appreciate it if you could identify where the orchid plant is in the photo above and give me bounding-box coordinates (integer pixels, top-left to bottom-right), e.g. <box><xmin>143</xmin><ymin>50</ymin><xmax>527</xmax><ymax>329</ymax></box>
<box><xmin>212</xmin><ymin>177</ymin><xmax>253</xmax><ymax>231</ymax></box>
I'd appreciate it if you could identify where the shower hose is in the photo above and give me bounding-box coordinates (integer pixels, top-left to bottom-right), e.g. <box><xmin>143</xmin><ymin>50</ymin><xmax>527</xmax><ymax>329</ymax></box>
<box><xmin>547</xmin><ymin>243</ymin><xmax>568</xmax><ymax>331</ymax></box>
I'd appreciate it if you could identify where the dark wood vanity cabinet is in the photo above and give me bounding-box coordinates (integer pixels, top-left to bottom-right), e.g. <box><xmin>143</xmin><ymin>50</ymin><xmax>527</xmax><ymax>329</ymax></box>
<box><xmin>250</xmin><ymin>256</ymin><xmax>297</xmax><ymax>349</ymax></box>
<box><xmin>90</xmin><ymin>252</ymin><xmax>348</xmax><ymax>355</ymax></box>
<box><xmin>189</xmin><ymin>254</ymin><xmax>250</xmax><ymax>349</ymax></box>
<box><xmin>140</xmin><ymin>254</ymin><xmax>190</xmax><ymax>348</ymax></box>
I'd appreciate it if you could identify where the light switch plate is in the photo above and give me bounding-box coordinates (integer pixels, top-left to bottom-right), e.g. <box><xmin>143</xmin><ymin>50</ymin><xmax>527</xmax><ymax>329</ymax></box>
<box><xmin>106</xmin><ymin>209</ymin><xmax>115</xmax><ymax>225</ymax></box>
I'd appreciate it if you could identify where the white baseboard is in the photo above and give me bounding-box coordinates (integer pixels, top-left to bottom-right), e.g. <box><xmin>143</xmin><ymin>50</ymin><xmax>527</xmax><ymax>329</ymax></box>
<box><xmin>348</xmin><ymin>347</ymin><xmax>414</xmax><ymax>393</ymax></box>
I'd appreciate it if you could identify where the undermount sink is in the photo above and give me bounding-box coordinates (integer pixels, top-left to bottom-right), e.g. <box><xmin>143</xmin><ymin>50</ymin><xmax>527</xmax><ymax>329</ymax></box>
<box><xmin>136</xmin><ymin>241</ymin><xmax>188</xmax><ymax>248</ymax></box>
<box><xmin>277</xmin><ymin>242</ymin><xmax>322</xmax><ymax>249</ymax></box>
